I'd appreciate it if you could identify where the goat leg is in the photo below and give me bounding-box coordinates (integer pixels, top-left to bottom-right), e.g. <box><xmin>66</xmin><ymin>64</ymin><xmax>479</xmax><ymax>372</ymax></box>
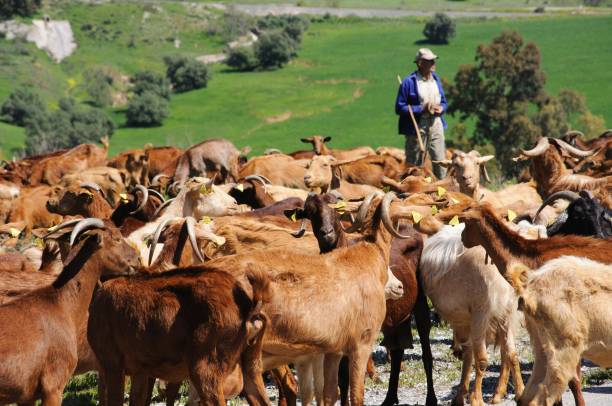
<box><xmin>451</xmin><ymin>345</ymin><xmax>472</xmax><ymax>406</ymax></box>
<box><xmin>380</xmin><ymin>349</ymin><xmax>403</xmax><ymax>406</ymax></box>
<box><xmin>270</xmin><ymin>366</ymin><xmax>298</xmax><ymax>406</ymax></box>
<box><xmin>414</xmin><ymin>287</ymin><xmax>437</xmax><ymax>406</ymax></box>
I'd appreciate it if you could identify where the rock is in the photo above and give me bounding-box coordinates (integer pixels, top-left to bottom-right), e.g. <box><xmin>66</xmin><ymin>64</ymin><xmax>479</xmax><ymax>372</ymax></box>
<box><xmin>0</xmin><ymin>19</ymin><xmax>76</xmax><ymax>63</ymax></box>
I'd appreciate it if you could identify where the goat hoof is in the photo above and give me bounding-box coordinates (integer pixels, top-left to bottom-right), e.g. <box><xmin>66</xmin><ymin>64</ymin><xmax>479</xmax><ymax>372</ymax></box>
<box><xmin>469</xmin><ymin>393</ymin><xmax>485</xmax><ymax>406</ymax></box>
<box><xmin>491</xmin><ymin>394</ymin><xmax>503</xmax><ymax>404</ymax></box>
<box><xmin>380</xmin><ymin>396</ymin><xmax>399</xmax><ymax>406</ymax></box>
<box><xmin>451</xmin><ymin>395</ymin><xmax>465</xmax><ymax>406</ymax></box>
<box><xmin>425</xmin><ymin>394</ymin><xmax>438</xmax><ymax>406</ymax></box>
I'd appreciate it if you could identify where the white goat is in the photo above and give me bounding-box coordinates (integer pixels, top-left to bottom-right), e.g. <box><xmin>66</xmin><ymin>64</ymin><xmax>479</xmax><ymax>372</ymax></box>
<box><xmin>420</xmin><ymin>225</ymin><xmax>524</xmax><ymax>405</ymax></box>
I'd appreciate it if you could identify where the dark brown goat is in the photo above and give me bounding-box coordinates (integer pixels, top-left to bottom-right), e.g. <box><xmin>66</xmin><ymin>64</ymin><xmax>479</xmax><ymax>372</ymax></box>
<box><xmin>0</xmin><ymin>219</ymin><xmax>139</xmax><ymax>405</ymax></box>
<box><xmin>287</xmin><ymin>193</ymin><xmax>436</xmax><ymax>406</ymax></box>
<box><xmin>88</xmin><ymin>267</ymin><xmax>272</xmax><ymax>406</ymax></box>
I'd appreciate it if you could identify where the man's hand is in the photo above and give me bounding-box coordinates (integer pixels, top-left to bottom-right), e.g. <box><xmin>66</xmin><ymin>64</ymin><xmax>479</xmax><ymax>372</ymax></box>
<box><xmin>433</xmin><ymin>104</ymin><xmax>443</xmax><ymax>115</ymax></box>
<box><xmin>422</xmin><ymin>101</ymin><xmax>434</xmax><ymax>115</ymax></box>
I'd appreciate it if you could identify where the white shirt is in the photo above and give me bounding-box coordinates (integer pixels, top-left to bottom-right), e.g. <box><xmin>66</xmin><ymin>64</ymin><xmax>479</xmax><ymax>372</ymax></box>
<box><xmin>416</xmin><ymin>72</ymin><xmax>441</xmax><ymax>107</ymax></box>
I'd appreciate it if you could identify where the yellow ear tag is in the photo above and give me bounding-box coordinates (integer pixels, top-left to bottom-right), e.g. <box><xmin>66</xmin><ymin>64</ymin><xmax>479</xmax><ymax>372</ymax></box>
<box><xmin>290</xmin><ymin>211</ymin><xmax>297</xmax><ymax>222</ymax></box>
<box><xmin>451</xmin><ymin>197</ymin><xmax>460</xmax><ymax>204</ymax></box>
<box><xmin>411</xmin><ymin>211</ymin><xmax>423</xmax><ymax>224</ymax></box>
<box><xmin>424</xmin><ymin>177</ymin><xmax>432</xmax><ymax>183</ymax></box>
<box><xmin>236</xmin><ymin>184</ymin><xmax>244</xmax><ymax>192</ymax></box>
<box><xmin>200</xmin><ymin>216</ymin><xmax>212</xmax><ymax>225</ymax></box>
<box><xmin>84</xmin><ymin>190</ymin><xmax>93</xmax><ymax>197</ymax></box>
<box><xmin>437</xmin><ymin>186</ymin><xmax>446</xmax><ymax>197</ymax></box>
<box><xmin>119</xmin><ymin>192</ymin><xmax>129</xmax><ymax>203</ymax></box>
<box><xmin>382</xmin><ymin>186</ymin><xmax>391</xmax><ymax>193</ymax></box>
<box><xmin>34</xmin><ymin>237</ymin><xmax>45</xmax><ymax>248</ymax></box>
<box><xmin>199</xmin><ymin>185</ymin><xmax>211</xmax><ymax>195</ymax></box>
<box><xmin>449</xmin><ymin>215</ymin><xmax>460</xmax><ymax>226</ymax></box>
<box><xmin>334</xmin><ymin>201</ymin><xmax>347</xmax><ymax>215</ymax></box>
<box><xmin>431</xmin><ymin>205</ymin><xmax>438</xmax><ymax>215</ymax></box>
<box><xmin>9</xmin><ymin>227</ymin><xmax>20</xmax><ymax>238</ymax></box>
<box><xmin>507</xmin><ymin>209</ymin><xmax>517</xmax><ymax>222</ymax></box>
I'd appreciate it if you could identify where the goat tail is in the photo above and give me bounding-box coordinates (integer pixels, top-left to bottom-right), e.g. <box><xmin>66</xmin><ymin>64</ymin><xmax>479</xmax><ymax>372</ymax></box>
<box><xmin>507</xmin><ymin>263</ymin><xmax>537</xmax><ymax>315</ymax></box>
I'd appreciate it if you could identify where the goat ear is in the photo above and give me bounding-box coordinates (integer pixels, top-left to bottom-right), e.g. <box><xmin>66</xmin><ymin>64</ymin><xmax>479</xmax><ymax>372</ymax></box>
<box><xmin>283</xmin><ymin>208</ymin><xmax>304</xmax><ymax>222</ymax></box>
<box><xmin>323</xmin><ymin>136</ymin><xmax>332</xmax><ymax>143</ymax></box>
<box><xmin>300</xmin><ymin>137</ymin><xmax>313</xmax><ymax>144</ymax></box>
<box><xmin>330</xmin><ymin>166</ymin><xmax>342</xmax><ymax>190</ymax></box>
<box><xmin>476</xmin><ymin>155</ymin><xmax>494</xmax><ymax>164</ymax></box>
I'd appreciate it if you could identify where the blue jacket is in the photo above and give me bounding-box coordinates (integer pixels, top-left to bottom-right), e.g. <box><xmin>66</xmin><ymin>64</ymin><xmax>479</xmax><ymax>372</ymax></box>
<box><xmin>395</xmin><ymin>71</ymin><xmax>447</xmax><ymax>136</ymax></box>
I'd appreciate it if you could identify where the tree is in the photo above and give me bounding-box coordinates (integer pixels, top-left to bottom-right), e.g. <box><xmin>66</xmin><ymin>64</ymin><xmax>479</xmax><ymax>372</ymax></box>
<box><xmin>448</xmin><ymin>31</ymin><xmax>546</xmax><ymax>174</ymax></box>
<box><xmin>423</xmin><ymin>13</ymin><xmax>456</xmax><ymax>44</ymax></box>
<box><xmin>84</xmin><ymin>69</ymin><xmax>113</xmax><ymax>108</ymax></box>
<box><xmin>254</xmin><ymin>31</ymin><xmax>293</xmax><ymax>69</ymax></box>
<box><xmin>226</xmin><ymin>46</ymin><xmax>258</xmax><ymax>71</ymax></box>
<box><xmin>163</xmin><ymin>56</ymin><xmax>210</xmax><ymax>93</ymax></box>
<box><xmin>132</xmin><ymin>70</ymin><xmax>171</xmax><ymax>100</ymax></box>
<box><xmin>125</xmin><ymin>92</ymin><xmax>168</xmax><ymax>127</ymax></box>
<box><xmin>0</xmin><ymin>87</ymin><xmax>46</xmax><ymax>126</ymax></box>
<box><xmin>0</xmin><ymin>0</ymin><xmax>41</xmax><ymax>19</ymax></box>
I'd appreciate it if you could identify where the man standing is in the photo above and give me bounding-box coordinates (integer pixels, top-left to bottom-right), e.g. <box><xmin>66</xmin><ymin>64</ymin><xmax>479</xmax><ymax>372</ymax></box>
<box><xmin>395</xmin><ymin>48</ymin><xmax>448</xmax><ymax>179</ymax></box>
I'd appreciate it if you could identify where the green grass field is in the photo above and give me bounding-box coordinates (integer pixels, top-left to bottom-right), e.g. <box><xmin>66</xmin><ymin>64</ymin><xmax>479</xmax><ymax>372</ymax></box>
<box><xmin>0</xmin><ymin>2</ymin><xmax>611</xmax><ymax>158</ymax></box>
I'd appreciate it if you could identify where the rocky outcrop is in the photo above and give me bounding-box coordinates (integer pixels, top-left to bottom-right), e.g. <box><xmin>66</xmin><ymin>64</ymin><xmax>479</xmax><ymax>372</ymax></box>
<box><xmin>0</xmin><ymin>18</ymin><xmax>76</xmax><ymax>63</ymax></box>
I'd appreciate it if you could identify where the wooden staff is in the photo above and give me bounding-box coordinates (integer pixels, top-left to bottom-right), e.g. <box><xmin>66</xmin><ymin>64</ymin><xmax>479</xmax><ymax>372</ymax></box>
<box><xmin>397</xmin><ymin>75</ymin><xmax>425</xmax><ymax>152</ymax></box>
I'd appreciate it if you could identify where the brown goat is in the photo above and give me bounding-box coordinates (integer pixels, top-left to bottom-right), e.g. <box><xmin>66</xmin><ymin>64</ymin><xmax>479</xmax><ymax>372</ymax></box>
<box><xmin>0</xmin><ymin>219</ymin><xmax>139</xmax><ymax>405</ymax></box>
<box><xmin>174</xmin><ymin>138</ymin><xmax>244</xmax><ymax>184</ymax></box>
<box><xmin>88</xmin><ymin>267</ymin><xmax>272</xmax><ymax>406</ymax></box>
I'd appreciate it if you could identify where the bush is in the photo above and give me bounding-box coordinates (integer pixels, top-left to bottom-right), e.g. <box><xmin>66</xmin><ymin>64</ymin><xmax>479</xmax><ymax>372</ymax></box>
<box><xmin>423</xmin><ymin>13</ymin><xmax>456</xmax><ymax>44</ymax></box>
<box><xmin>163</xmin><ymin>56</ymin><xmax>210</xmax><ymax>93</ymax></box>
<box><xmin>0</xmin><ymin>0</ymin><xmax>41</xmax><ymax>19</ymax></box>
<box><xmin>132</xmin><ymin>70</ymin><xmax>171</xmax><ymax>100</ymax></box>
<box><xmin>126</xmin><ymin>92</ymin><xmax>168</xmax><ymax>127</ymax></box>
<box><xmin>226</xmin><ymin>46</ymin><xmax>258</xmax><ymax>71</ymax></box>
<box><xmin>84</xmin><ymin>69</ymin><xmax>113</xmax><ymax>107</ymax></box>
<box><xmin>24</xmin><ymin>98</ymin><xmax>114</xmax><ymax>156</ymax></box>
<box><xmin>0</xmin><ymin>87</ymin><xmax>46</xmax><ymax>126</ymax></box>
<box><xmin>257</xmin><ymin>15</ymin><xmax>310</xmax><ymax>42</ymax></box>
<box><xmin>254</xmin><ymin>31</ymin><xmax>293</xmax><ymax>69</ymax></box>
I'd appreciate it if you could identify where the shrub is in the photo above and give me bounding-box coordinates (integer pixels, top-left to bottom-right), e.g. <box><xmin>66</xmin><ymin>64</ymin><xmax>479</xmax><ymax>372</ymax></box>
<box><xmin>132</xmin><ymin>70</ymin><xmax>171</xmax><ymax>100</ymax></box>
<box><xmin>423</xmin><ymin>13</ymin><xmax>456</xmax><ymax>44</ymax></box>
<box><xmin>226</xmin><ymin>46</ymin><xmax>258</xmax><ymax>71</ymax></box>
<box><xmin>126</xmin><ymin>92</ymin><xmax>168</xmax><ymax>127</ymax></box>
<box><xmin>163</xmin><ymin>56</ymin><xmax>210</xmax><ymax>93</ymax></box>
<box><xmin>24</xmin><ymin>98</ymin><xmax>114</xmax><ymax>156</ymax></box>
<box><xmin>0</xmin><ymin>87</ymin><xmax>46</xmax><ymax>126</ymax></box>
<box><xmin>84</xmin><ymin>69</ymin><xmax>113</xmax><ymax>107</ymax></box>
<box><xmin>254</xmin><ymin>31</ymin><xmax>293</xmax><ymax>69</ymax></box>
<box><xmin>0</xmin><ymin>0</ymin><xmax>41</xmax><ymax>19</ymax></box>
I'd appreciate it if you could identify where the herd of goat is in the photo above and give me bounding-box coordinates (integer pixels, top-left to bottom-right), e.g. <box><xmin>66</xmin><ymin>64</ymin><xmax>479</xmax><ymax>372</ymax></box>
<box><xmin>0</xmin><ymin>131</ymin><xmax>610</xmax><ymax>406</ymax></box>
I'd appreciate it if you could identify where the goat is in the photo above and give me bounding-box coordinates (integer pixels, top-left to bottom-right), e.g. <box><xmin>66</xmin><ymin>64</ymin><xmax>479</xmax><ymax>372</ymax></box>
<box><xmin>506</xmin><ymin>257</ymin><xmax>612</xmax><ymax>406</ymax></box>
<box><xmin>420</xmin><ymin>225</ymin><xmax>524</xmax><ymax>405</ymax></box>
<box><xmin>239</xmin><ymin>154</ymin><xmax>308</xmax><ymax>189</ymax></box>
<box><xmin>88</xmin><ymin>267</ymin><xmax>272</xmax><ymax>406</ymax></box>
<box><xmin>174</xmin><ymin>138</ymin><xmax>246</xmax><ymax>184</ymax></box>
<box><xmin>289</xmin><ymin>135</ymin><xmax>374</xmax><ymax>160</ymax></box>
<box><xmin>0</xmin><ymin>218</ymin><xmax>139</xmax><ymax>405</ymax></box>
<box><xmin>459</xmin><ymin>202</ymin><xmax>612</xmax><ymax>405</ymax></box>
<box><xmin>287</xmin><ymin>193</ymin><xmax>436</xmax><ymax>406</ymax></box>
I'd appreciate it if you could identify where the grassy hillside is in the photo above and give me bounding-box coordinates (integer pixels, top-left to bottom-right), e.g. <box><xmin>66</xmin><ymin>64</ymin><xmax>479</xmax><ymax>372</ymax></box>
<box><xmin>0</xmin><ymin>2</ymin><xmax>610</xmax><ymax>158</ymax></box>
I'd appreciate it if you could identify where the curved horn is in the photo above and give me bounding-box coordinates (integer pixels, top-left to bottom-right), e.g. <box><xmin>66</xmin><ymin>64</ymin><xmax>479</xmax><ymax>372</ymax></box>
<box><xmin>291</xmin><ymin>218</ymin><xmax>307</xmax><ymax>238</ymax></box>
<box><xmin>520</xmin><ymin>137</ymin><xmax>550</xmax><ymax>157</ymax></box>
<box><xmin>70</xmin><ymin>218</ymin><xmax>105</xmax><ymax>246</ymax></box>
<box><xmin>43</xmin><ymin>219</ymin><xmax>82</xmax><ymax>239</ymax></box>
<box><xmin>341</xmin><ymin>192</ymin><xmax>380</xmax><ymax>233</ymax></box>
<box><xmin>245</xmin><ymin>175</ymin><xmax>271</xmax><ymax>185</ymax></box>
<box><xmin>169</xmin><ymin>181</ymin><xmax>182</xmax><ymax>195</ymax></box>
<box><xmin>151</xmin><ymin>174</ymin><xmax>170</xmax><ymax>186</ymax></box>
<box><xmin>554</xmin><ymin>138</ymin><xmax>596</xmax><ymax>158</ymax></box>
<box><xmin>129</xmin><ymin>185</ymin><xmax>149</xmax><ymax>215</ymax></box>
<box><xmin>185</xmin><ymin>216</ymin><xmax>205</xmax><ymax>263</ymax></box>
<box><xmin>153</xmin><ymin>197</ymin><xmax>175</xmax><ymax>218</ymax></box>
<box><xmin>147</xmin><ymin>188</ymin><xmax>165</xmax><ymax>203</ymax></box>
<box><xmin>148</xmin><ymin>217</ymin><xmax>176</xmax><ymax>266</ymax></box>
<box><xmin>328</xmin><ymin>190</ymin><xmax>344</xmax><ymax>201</ymax></box>
<box><xmin>381</xmin><ymin>192</ymin><xmax>413</xmax><ymax>239</ymax></box>
<box><xmin>79</xmin><ymin>182</ymin><xmax>103</xmax><ymax>192</ymax></box>
<box><xmin>533</xmin><ymin>190</ymin><xmax>580</xmax><ymax>222</ymax></box>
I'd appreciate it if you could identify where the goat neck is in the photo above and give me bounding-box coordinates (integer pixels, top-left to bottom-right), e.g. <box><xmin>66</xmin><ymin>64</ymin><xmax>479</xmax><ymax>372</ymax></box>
<box><xmin>530</xmin><ymin>148</ymin><xmax>571</xmax><ymax>198</ymax></box>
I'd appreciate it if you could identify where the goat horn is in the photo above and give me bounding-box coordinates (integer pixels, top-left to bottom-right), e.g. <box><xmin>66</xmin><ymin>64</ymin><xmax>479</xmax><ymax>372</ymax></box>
<box><xmin>129</xmin><ymin>185</ymin><xmax>149</xmax><ymax>215</ymax></box>
<box><xmin>70</xmin><ymin>218</ymin><xmax>105</xmax><ymax>246</ymax></box>
<box><xmin>79</xmin><ymin>182</ymin><xmax>103</xmax><ymax>192</ymax></box>
<box><xmin>153</xmin><ymin>197</ymin><xmax>175</xmax><ymax>218</ymax></box>
<box><xmin>520</xmin><ymin>137</ymin><xmax>550</xmax><ymax>157</ymax></box>
<box><xmin>328</xmin><ymin>190</ymin><xmax>344</xmax><ymax>200</ymax></box>
<box><xmin>147</xmin><ymin>188</ymin><xmax>165</xmax><ymax>203</ymax></box>
<box><xmin>43</xmin><ymin>219</ymin><xmax>82</xmax><ymax>239</ymax></box>
<box><xmin>381</xmin><ymin>193</ymin><xmax>413</xmax><ymax>239</ymax></box>
<box><xmin>341</xmin><ymin>192</ymin><xmax>379</xmax><ymax>233</ymax></box>
<box><xmin>554</xmin><ymin>138</ymin><xmax>596</xmax><ymax>158</ymax></box>
<box><xmin>185</xmin><ymin>216</ymin><xmax>205</xmax><ymax>263</ymax></box>
<box><xmin>151</xmin><ymin>174</ymin><xmax>170</xmax><ymax>186</ymax></box>
<box><xmin>533</xmin><ymin>190</ymin><xmax>580</xmax><ymax>222</ymax></box>
<box><xmin>169</xmin><ymin>181</ymin><xmax>182</xmax><ymax>195</ymax></box>
<box><xmin>245</xmin><ymin>175</ymin><xmax>271</xmax><ymax>185</ymax></box>
<box><xmin>148</xmin><ymin>217</ymin><xmax>176</xmax><ymax>266</ymax></box>
<box><xmin>291</xmin><ymin>217</ymin><xmax>307</xmax><ymax>238</ymax></box>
